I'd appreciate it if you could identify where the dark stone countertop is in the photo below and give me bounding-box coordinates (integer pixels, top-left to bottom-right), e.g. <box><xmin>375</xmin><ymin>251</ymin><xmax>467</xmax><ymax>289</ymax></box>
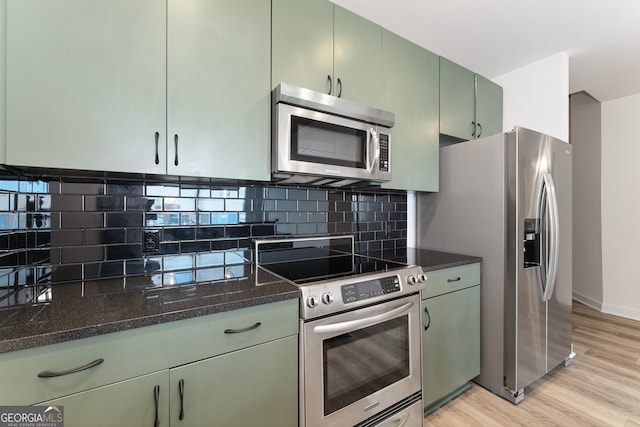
<box><xmin>1</xmin><ymin>248</ymin><xmax>479</xmax><ymax>355</ymax></box>
<box><xmin>364</xmin><ymin>247</ymin><xmax>481</xmax><ymax>271</ymax></box>
<box><xmin>0</xmin><ymin>265</ymin><xmax>299</xmax><ymax>354</ymax></box>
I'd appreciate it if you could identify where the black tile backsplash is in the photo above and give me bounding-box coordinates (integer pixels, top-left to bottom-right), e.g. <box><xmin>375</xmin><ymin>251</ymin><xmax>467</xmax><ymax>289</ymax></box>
<box><xmin>0</xmin><ymin>172</ymin><xmax>407</xmax><ymax>297</ymax></box>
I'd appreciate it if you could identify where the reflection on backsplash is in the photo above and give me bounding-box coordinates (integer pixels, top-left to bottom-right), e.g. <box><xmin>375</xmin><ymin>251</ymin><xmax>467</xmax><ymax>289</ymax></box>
<box><xmin>0</xmin><ymin>171</ymin><xmax>408</xmax><ymax>300</ymax></box>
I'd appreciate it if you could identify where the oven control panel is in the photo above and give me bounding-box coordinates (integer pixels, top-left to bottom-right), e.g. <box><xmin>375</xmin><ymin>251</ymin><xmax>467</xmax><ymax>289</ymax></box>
<box><xmin>341</xmin><ymin>275</ymin><xmax>401</xmax><ymax>303</ymax></box>
<box><xmin>298</xmin><ymin>265</ymin><xmax>426</xmax><ymax>320</ymax></box>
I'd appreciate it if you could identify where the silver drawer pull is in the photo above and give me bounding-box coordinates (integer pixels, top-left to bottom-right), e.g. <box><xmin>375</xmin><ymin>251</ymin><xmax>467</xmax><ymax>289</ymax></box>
<box><xmin>447</xmin><ymin>277</ymin><xmax>461</xmax><ymax>283</ymax></box>
<box><xmin>38</xmin><ymin>358</ymin><xmax>104</xmax><ymax>378</ymax></box>
<box><xmin>224</xmin><ymin>322</ymin><xmax>261</xmax><ymax>334</ymax></box>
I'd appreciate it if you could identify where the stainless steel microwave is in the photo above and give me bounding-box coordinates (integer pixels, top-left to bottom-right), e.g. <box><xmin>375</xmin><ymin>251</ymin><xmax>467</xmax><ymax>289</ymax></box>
<box><xmin>272</xmin><ymin>83</ymin><xmax>395</xmax><ymax>187</ymax></box>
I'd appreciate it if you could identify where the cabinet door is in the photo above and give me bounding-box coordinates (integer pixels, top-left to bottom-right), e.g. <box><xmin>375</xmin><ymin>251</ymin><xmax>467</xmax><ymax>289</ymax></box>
<box><xmin>271</xmin><ymin>0</ymin><xmax>334</xmax><ymax>93</ymax></box>
<box><xmin>475</xmin><ymin>74</ymin><xmax>504</xmax><ymax>138</ymax></box>
<box><xmin>6</xmin><ymin>0</ymin><xmax>166</xmax><ymax>174</ymax></box>
<box><xmin>0</xmin><ymin>0</ymin><xmax>5</xmax><ymax>164</ymax></box>
<box><xmin>39</xmin><ymin>371</ymin><xmax>170</xmax><ymax>427</ymax></box>
<box><xmin>167</xmin><ymin>0</ymin><xmax>270</xmax><ymax>181</ymax></box>
<box><xmin>333</xmin><ymin>5</ymin><xmax>383</xmax><ymax>106</ymax></box>
<box><xmin>170</xmin><ymin>336</ymin><xmax>298</xmax><ymax>427</ymax></box>
<box><xmin>422</xmin><ymin>285</ymin><xmax>480</xmax><ymax>408</ymax></box>
<box><xmin>380</xmin><ymin>30</ymin><xmax>439</xmax><ymax>192</ymax></box>
<box><xmin>439</xmin><ymin>57</ymin><xmax>475</xmax><ymax>141</ymax></box>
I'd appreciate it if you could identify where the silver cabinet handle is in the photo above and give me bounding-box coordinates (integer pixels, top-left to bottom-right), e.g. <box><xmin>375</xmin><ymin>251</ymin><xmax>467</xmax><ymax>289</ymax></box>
<box><xmin>153</xmin><ymin>385</ymin><xmax>160</xmax><ymax>427</ymax></box>
<box><xmin>424</xmin><ymin>306</ymin><xmax>431</xmax><ymax>331</ymax></box>
<box><xmin>327</xmin><ymin>75</ymin><xmax>332</xmax><ymax>95</ymax></box>
<box><xmin>178</xmin><ymin>379</ymin><xmax>185</xmax><ymax>421</ymax></box>
<box><xmin>477</xmin><ymin>122</ymin><xmax>483</xmax><ymax>137</ymax></box>
<box><xmin>336</xmin><ymin>77</ymin><xmax>343</xmax><ymax>97</ymax></box>
<box><xmin>174</xmin><ymin>134</ymin><xmax>179</xmax><ymax>166</ymax></box>
<box><xmin>154</xmin><ymin>132</ymin><xmax>160</xmax><ymax>165</ymax></box>
<box><xmin>37</xmin><ymin>358</ymin><xmax>104</xmax><ymax>378</ymax></box>
<box><xmin>447</xmin><ymin>277</ymin><xmax>461</xmax><ymax>283</ymax></box>
<box><xmin>224</xmin><ymin>322</ymin><xmax>261</xmax><ymax>334</ymax></box>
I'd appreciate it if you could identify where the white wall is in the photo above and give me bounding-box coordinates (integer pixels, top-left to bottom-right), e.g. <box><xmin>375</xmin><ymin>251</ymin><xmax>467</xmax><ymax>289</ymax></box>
<box><xmin>494</xmin><ymin>52</ymin><xmax>569</xmax><ymax>142</ymax></box>
<box><xmin>601</xmin><ymin>93</ymin><xmax>640</xmax><ymax>320</ymax></box>
<box><xmin>570</xmin><ymin>92</ymin><xmax>603</xmax><ymax>310</ymax></box>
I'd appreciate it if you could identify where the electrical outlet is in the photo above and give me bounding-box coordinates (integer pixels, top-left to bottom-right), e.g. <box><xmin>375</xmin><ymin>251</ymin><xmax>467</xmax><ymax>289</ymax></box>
<box><xmin>143</xmin><ymin>230</ymin><xmax>160</xmax><ymax>252</ymax></box>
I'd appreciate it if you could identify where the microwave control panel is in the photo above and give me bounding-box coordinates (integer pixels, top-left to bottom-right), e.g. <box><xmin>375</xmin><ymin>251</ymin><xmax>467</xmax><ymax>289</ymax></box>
<box><xmin>379</xmin><ymin>134</ymin><xmax>389</xmax><ymax>172</ymax></box>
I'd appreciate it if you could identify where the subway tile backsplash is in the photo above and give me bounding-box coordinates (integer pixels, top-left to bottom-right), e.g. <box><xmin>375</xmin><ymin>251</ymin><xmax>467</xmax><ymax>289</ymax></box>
<box><xmin>0</xmin><ymin>172</ymin><xmax>407</xmax><ymax>294</ymax></box>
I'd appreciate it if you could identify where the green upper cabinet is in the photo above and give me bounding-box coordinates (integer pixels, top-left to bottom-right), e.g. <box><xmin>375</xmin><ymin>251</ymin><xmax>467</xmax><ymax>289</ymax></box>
<box><xmin>439</xmin><ymin>57</ymin><xmax>475</xmax><ymax>141</ymax></box>
<box><xmin>380</xmin><ymin>30</ymin><xmax>439</xmax><ymax>192</ymax></box>
<box><xmin>272</xmin><ymin>0</ymin><xmax>383</xmax><ymax>107</ymax></box>
<box><xmin>167</xmin><ymin>0</ymin><xmax>270</xmax><ymax>181</ymax></box>
<box><xmin>475</xmin><ymin>73</ymin><xmax>504</xmax><ymax>139</ymax></box>
<box><xmin>439</xmin><ymin>57</ymin><xmax>503</xmax><ymax>142</ymax></box>
<box><xmin>332</xmin><ymin>5</ymin><xmax>382</xmax><ymax>107</ymax></box>
<box><xmin>271</xmin><ymin>0</ymin><xmax>334</xmax><ymax>94</ymax></box>
<box><xmin>5</xmin><ymin>0</ymin><xmax>270</xmax><ymax>181</ymax></box>
<box><xmin>5</xmin><ymin>0</ymin><xmax>167</xmax><ymax>174</ymax></box>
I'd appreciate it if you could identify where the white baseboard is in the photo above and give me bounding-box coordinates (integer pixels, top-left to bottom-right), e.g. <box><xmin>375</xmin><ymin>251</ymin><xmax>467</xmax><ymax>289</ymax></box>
<box><xmin>572</xmin><ymin>291</ymin><xmax>602</xmax><ymax>311</ymax></box>
<box><xmin>601</xmin><ymin>303</ymin><xmax>640</xmax><ymax>322</ymax></box>
<box><xmin>572</xmin><ymin>292</ymin><xmax>640</xmax><ymax>321</ymax></box>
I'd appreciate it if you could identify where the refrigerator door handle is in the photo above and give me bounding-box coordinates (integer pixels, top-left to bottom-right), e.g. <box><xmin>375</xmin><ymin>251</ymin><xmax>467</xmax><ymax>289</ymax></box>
<box><xmin>540</xmin><ymin>172</ymin><xmax>560</xmax><ymax>302</ymax></box>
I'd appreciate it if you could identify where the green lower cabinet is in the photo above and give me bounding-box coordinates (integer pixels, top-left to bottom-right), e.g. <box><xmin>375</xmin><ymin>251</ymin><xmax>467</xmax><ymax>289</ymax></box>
<box><xmin>39</xmin><ymin>371</ymin><xmax>170</xmax><ymax>427</ymax></box>
<box><xmin>422</xmin><ymin>283</ymin><xmax>480</xmax><ymax>412</ymax></box>
<box><xmin>169</xmin><ymin>335</ymin><xmax>298</xmax><ymax>427</ymax></box>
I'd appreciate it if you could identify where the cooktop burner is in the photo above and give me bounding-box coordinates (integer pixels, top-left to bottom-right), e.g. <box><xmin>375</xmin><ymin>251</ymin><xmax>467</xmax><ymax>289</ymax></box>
<box><xmin>257</xmin><ymin>247</ymin><xmax>409</xmax><ymax>285</ymax></box>
<box><xmin>255</xmin><ymin>236</ymin><xmax>426</xmax><ymax>319</ymax></box>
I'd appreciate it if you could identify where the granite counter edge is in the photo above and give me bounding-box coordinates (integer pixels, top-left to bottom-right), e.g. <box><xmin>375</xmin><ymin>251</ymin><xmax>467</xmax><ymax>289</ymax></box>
<box><xmin>0</xmin><ymin>287</ymin><xmax>300</xmax><ymax>355</ymax></box>
<box><xmin>421</xmin><ymin>256</ymin><xmax>482</xmax><ymax>272</ymax></box>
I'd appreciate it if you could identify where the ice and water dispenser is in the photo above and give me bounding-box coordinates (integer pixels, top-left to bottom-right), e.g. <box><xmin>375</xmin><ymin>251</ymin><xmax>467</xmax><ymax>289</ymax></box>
<box><xmin>523</xmin><ymin>218</ymin><xmax>541</xmax><ymax>268</ymax></box>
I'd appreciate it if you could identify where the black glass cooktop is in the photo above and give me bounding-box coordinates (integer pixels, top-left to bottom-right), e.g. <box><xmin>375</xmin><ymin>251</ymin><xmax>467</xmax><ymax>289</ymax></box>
<box><xmin>255</xmin><ymin>237</ymin><xmax>409</xmax><ymax>285</ymax></box>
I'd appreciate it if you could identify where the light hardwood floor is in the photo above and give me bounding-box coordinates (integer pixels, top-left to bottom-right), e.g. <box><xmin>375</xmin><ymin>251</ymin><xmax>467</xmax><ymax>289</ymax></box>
<box><xmin>423</xmin><ymin>302</ymin><xmax>640</xmax><ymax>426</ymax></box>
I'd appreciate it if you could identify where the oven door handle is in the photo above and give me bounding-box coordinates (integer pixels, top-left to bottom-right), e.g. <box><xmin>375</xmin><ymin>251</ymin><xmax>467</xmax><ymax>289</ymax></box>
<box><xmin>313</xmin><ymin>301</ymin><xmax>414</xmax><ymax>335</ymax></box>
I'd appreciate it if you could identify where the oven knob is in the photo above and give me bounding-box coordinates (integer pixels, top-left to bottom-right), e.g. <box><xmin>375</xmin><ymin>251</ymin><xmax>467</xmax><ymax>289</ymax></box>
<box><xmin>306</xmin><ymin>295</ymin><xmax>319</xmax><ymax>308</ymax></box>
<box><xmin>418</xmin><ymin>273</ymin><xmax>427</xmax><ymax>283</ymax></box>
<box><xmin>407</xmin><ymin>275</ymin><xmax>418</xmax><ymax>285</ymax></box>
<box><xmin>321</xmin><ymin>292</ymin><xmax>334</xmax><ymax>305</ymax></box>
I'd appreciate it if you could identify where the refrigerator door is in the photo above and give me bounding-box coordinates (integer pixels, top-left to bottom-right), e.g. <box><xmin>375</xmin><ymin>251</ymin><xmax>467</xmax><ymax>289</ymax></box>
<box><xmin>545</xmin><ymin>136</ymin><xmax>573</xmax><ymax>371</ymax></box>
<box><xmin>504</xmin><ymin>127</ymin><xmax>572</xmax><ymax>393</ymax></box>
<box><xmin>504</xmin><ymin>128</ymin><xmax>547</xmax><ymax>392</ymax></box>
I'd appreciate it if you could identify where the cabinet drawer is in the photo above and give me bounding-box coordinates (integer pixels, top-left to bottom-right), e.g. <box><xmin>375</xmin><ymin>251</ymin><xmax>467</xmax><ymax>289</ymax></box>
<box><xmin>422</xmin><ymin>263</ymin><xmax>480</xmax><ymax>299</ymax></box>
<box><xmin>163</xmin><ymin>298</ymin><xmax>299</xmax><ymax>365</ymax></box>
<box><xmin>0</xmin><ymin>299</ymin><xmax>298</xmax><ymax>405</ymax></box>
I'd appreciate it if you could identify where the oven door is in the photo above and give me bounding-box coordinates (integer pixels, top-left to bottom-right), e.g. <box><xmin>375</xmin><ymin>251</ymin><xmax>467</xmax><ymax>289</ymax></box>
<box><xmin>300</xmin><ymin>294</ymin><xmax>422</xmax><ymax>427</ymax></box>
<box><xmin>274</xmin><ymin>103</ymin><xmax>392</xmax><ymax>182</ymax></box>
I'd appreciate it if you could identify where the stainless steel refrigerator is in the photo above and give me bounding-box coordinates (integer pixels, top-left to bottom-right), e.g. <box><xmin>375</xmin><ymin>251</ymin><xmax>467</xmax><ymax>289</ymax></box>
<box><xmin>417</xmin><ymin>127</ymin><xmax>574</xmax><ymax>404</ymax></box>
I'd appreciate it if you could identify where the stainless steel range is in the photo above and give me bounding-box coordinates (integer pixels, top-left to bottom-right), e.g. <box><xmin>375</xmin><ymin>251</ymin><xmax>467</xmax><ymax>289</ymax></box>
<box><xmin>255</xmin><ymin>236</ymin><xmax>426</xmax><ymax>427</ymax></box>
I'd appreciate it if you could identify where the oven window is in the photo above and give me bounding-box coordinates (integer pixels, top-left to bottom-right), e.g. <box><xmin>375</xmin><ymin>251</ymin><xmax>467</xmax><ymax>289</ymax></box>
<box><xmin>291</xmin><ymin>116</ymin><xmax>367</xmax><ymax>168</ymax></box>
<box><xmin>323</xmin><ymin>315</ymin><xmax>410</xmax><ymax>416</ymax></box>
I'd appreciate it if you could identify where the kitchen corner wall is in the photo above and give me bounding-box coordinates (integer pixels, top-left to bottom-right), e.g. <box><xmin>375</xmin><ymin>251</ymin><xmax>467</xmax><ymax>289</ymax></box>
<box><xmin>0</xmin><ymin>172</ymin><xmax>407</xmax><ymax>294</ymax></box>
<box><xmin>601</xmin><ymin>92</ymin><xmax>640</xmax><ymax>321</ymax></box>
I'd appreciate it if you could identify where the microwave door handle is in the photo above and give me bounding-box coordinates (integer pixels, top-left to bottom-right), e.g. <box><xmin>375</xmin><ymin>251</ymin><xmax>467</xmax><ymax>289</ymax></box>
<box><xmin>367</xmin><ymin>127</ymin><xmax>380</xmax><ymax>175</ymax></box>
